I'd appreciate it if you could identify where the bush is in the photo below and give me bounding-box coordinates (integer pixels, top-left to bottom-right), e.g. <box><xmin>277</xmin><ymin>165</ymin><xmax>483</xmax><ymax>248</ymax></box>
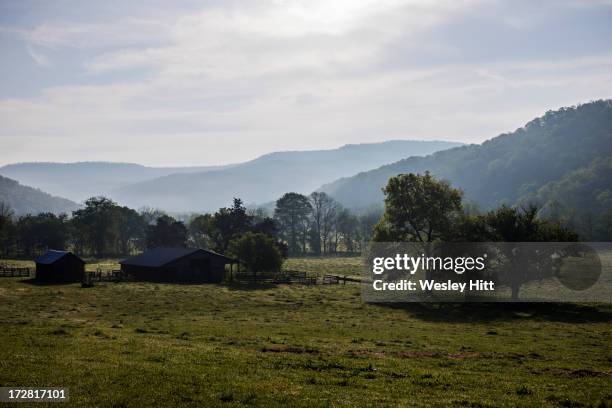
<box><xmin>229</xmin><ymin>232</ymin><xmax>283</xmax><ymax>275</ymax></box>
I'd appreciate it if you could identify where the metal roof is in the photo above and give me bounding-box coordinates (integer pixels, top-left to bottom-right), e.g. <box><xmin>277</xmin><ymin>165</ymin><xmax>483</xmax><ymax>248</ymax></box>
<box><xmin>120</xmin><ymin>247</ymin><xmax>234</xmax><ymax>268</ymax></box>
<box><xmin>35</xmin><ymin>250</ymin><xmax>82</xmax><ymax>265</ymax></box>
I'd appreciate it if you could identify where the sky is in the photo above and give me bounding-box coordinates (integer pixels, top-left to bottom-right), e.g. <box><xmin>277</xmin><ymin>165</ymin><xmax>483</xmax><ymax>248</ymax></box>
<box><xmin>1</xmin><ymin>0</ymin><xmax>612</xmax><ymax>167</ymax></box>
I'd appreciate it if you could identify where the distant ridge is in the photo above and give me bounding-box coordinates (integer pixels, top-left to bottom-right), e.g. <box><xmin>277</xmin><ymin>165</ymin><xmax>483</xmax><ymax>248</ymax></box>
<box><xmin>111</xmin><ymin>140</ymin><xmax>463</xmax><ymax>212</ymax></box>
<box><xmin>0</xmin><ymin>175</ymin><xmax>79</xmax><ymax>215</ymax></box>
<box><xmin>320</xmin><ymin>100</ymin><xmax>612</xmax><ymax>214</ymax></box>
<box><xmin>0</xmin><ymin>162</ymin><xmax>232</xmax><ymax>202</ymax></box>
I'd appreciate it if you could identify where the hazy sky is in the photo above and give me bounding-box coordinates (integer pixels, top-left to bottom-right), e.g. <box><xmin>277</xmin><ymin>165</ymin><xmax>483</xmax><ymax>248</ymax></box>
<box><xmin>1</xmin><ymin>0</ymin><xmax>612</xmax><ymax>166</ymax></box>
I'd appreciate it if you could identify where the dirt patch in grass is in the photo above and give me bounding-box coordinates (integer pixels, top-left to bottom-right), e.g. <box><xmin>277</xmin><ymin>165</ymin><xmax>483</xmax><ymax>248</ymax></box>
<box><xmin>48</xmin><ymin>328</ymin><xmax>70</xmax><ymax>336</ymax></box>
<box><xmin>347</xmin><ymin>348</ymin><xmax>556</xmax><ymax>363</ymax></box>
<box><xmin>545</xmin><ymin>368</ymin><xmax>612</xmax><ymax>378</ymax></box>
<box><xmin>347</xmin><ymin>349</ymin><xmax>482</xmax><ymax>359</ymax></box>
<box><xmin>396</xmin><ymin>351</ymin><xmax>479</xmax><ymax>359</ymax></box>
<box><xmin>261</xmin><ymin>345</ymin><xmax>319</xmax><ymax>354</ymax></box>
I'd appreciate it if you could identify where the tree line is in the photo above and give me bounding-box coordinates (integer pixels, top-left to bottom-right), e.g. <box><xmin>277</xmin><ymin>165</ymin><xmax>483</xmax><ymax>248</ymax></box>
<box><xmin>0</xmin><ymin>192</ymin><xmax>381</xmax><ymax>259</ymax></box>
<box><xmin>0</xmin><ymin>172</ymin><xmax>589</xmax><ymax>299</ymax></box>
<box><xmin>372</xmin><ymin>172</ymin><xmax>577</xmax><ymax>243</ymax></box>
<box><xmin>0</xmin><ymin>172</ymin><xmax>581</xmax><ymax>270</ymax></box>
<box><xmin>372</xmin><ymin>172</ymin><xmax>580</xmax><ymax>299</ymax></box>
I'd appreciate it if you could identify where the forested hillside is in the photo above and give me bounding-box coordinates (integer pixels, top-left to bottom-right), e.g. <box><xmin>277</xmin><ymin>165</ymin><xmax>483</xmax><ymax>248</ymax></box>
<box><xmin>321</xmin><ymin>101</ymin><xmax>612</xmax><ymax>231</ymax></box>
<box><xmin>0</xmin><ymin>175</ymin><xmax>79</xmax><ymax>215</ymax></box>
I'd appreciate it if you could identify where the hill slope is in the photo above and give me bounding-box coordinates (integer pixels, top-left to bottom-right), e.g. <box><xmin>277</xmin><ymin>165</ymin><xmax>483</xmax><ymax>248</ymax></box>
<box><xmin>0</xmin><ymin>162</ymin><xmax>229</xmax><ymax>202</ymax></box>
<box><xmin>0</xmin><ymin>175</ymin><xmax>80</xmax><ymax>215</ymax></box>
<box><xmin>321</xmin><ymin>100</ymin><xmax>612</xmax><ymax>212</ymax></box>
<box><xmin>112</xmin><ymin>140</ymin><xmax>462</xmax><ymax>212</ymax></box>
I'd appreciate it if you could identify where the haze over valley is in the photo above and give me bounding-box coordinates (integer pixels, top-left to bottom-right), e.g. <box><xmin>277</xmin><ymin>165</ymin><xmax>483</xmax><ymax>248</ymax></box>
<box><xmin>1</xmin><ymin>100</ymin><xmax>610</xmax><ymax>223</ymax></box>
<box><xmin>0</xmin><ymin>140</ymin><xmax>461</xmax><ymax>213</ymax></box>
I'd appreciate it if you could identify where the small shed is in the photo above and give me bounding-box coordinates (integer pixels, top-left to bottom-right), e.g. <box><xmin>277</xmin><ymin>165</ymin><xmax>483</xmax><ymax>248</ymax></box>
<box><xmin>35</xmin><ymin>250</ymin><xmax>85</xmax><ymax>283</ymax></box>
<box><xmin>120</xmin><ymin>247</ymin><xmax>236</xmax><ymax>283</ymax></box>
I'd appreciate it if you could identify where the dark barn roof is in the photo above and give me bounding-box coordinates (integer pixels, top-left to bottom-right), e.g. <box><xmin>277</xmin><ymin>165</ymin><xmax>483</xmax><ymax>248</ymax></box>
<box><xmin>120</xmin><ymin>247</ymin><xmax>234</xmax><ymax>268</ymax></box>
<box><xmin>35</xmin><ymin>250</ymin><xmax>83</xmax><ymax>265</ymax></box>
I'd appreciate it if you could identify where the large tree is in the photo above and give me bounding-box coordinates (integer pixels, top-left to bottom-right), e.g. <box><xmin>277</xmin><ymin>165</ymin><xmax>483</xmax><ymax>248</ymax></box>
<box><xmin>16</xmin><ymin>213</ymin><xmax>69</xmax><ymax>256</ymax></box>
<box><xmin>309</xmin><ymin>192</ymin><xmax>340</xmax><ymax>254</ymax></box>
<box><xmin>482</xmin><ymin>205</ymin><xmax>578</xmax><ymax>300</ymax></box>
<box><xmin>229</xmin><ymin>232</ymin><xmax>283</xmax><ymax>277</ymax></box>
<box><xmin>208</xmin><ymin>198</ymin><xmax>253</xmax><ymax>253</ymax></box>
<box><xmin>274</xmin><ymin>193</ymin><xmax>312</xmax><ymax>254</ymax></box>
<box><xmin>146</xmin><ymin>215</ymin><xmax>188</xmax><ymax>248</ymax></box>
<box><xmin>373</xmin><ymin>172</ymin><xmax>463</xmax><ymax>242</ymax></box>
<box><xmin>71</xmin><ymin>196</ymin><xmax>120</xmax><ymax>256</ymax></box>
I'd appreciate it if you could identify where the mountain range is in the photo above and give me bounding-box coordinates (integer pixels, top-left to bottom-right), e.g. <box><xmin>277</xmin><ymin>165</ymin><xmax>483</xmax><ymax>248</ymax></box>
<box><xmin>2</xmin><ymin>100</ymin><xmax>610</xmax><ymax>220</ymax></box>
<box><xmin>0</xmin><ymin>162</ymin><xmax>231</xmax><ymax>202</ymax></box>
<box><xmin>110</xmin><ymin>140</ymin><xmax>461</xmax><ymax>212</ymax></box>
<box><xmin>321</xmin><ymin>100</ymin><xmax>612</xmax><ymax>217</ymax></box>
<box><xmin>0</xmin><ymin>140</ymin><xmax>461</xmax><ymax>213</ymax></box>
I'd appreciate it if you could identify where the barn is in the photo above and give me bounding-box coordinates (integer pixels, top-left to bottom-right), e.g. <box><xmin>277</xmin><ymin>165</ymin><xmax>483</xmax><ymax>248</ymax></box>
<box><xmin>35</xmin><ymin>250</ymin><xmax>85</xmax><ymax>283</ymax></box>
<box><xmin>120</xmin><ymin>247</ymin><xmax>236</xmax><ymax>283</ymax></box>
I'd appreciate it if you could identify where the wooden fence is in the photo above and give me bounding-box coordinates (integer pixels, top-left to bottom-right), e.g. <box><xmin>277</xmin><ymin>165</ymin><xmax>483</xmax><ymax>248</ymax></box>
<box><xmin>83</xmin><ymin>269</ymin><xmax>129</xmax><ymax>286</ymax></box>
<box><xmin>0</xmin><ymin>265</ymin><xmax>31</xmax><ymax>278</ymax></box>
<box><xmin>233</xmin><ymin>270</ymin><xmax>359</xmax><ymax>286</ymax></box>
<box><xmin>233</xmin><ymin>270</ymin><xmax>316</xmax><ymax>285</ymax></box>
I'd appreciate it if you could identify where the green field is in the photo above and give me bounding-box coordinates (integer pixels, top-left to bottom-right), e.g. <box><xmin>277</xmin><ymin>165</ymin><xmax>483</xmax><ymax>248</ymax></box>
<box><xmin>0</xmin><ymin>257</ymin><xmax>610</xmax><ymax>407</ymax></box>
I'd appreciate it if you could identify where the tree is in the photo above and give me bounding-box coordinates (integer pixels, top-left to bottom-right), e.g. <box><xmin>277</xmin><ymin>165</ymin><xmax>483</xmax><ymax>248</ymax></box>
<box><xmin>208</xmin><ymin>198</ymin><xmax>253</xmax><ymax>253</ymax></box>
<box><xmin>337</xmin><ymin>209</ymin><xmax>360</xmax><ymax>253</ymax></box>
<box><xmin>484</xmin><ymin>205</ymin><xmax>578</xmax><ymax>243</ymax></box>
<box><xmin>274</xmin><ymin>193</ymin><xmax>312</xmax><ymax>254</ymax></box>
<box><xmin>187</xmin><ymin>200</ymin><xmax>281</xmax><ymax>254</ymax></box>
<box><xmin>373</xmin><ymin>172</ymin><xmax>463</xmax><ymax>242</ymax></box>
<box><xmin>0</xmin><ymin>202</ymin><xmax>15</xmax><ymax>256</ymax></box>
<box><xmin>16</xmin><ymin>213</ymin><xmax>68</xmax><ymax>256</ymax></box>
<box><xmin>483</xmin><ymin>205</ymin><xmax>578</xmax><ymax>300</ymax></box>
<box><xmin>252</xmin><ymin>217</ymin><xmax>280</xmax><ymax>239</ymax></box>
<box><xmin>309</xmin><ymin>192</ymin><xmax>340</xmax><ymax>254</ymax></box>
<box><xmin>139</xmin><ymin>207</ymin><xmax>166</xmax><ymax>225</ymax></box>
<box><xmin>188</xmin><ymin>213</ymin><xmax>214</xmax><ymax>249</ymax></box>
<box><xmin>247</xmin><ymin>207</ymin><xmax>271</xmax><ymax>224</ymax></box>
<box><xmin>71</xmin><ymin>197</ymin><xmax>120</xmax><ymax>256</ymax></box>
<box><xmin>117</xmin><ymin>206</ymin><xmax>146</xmax><ymax>254</ymax></box>
<box><xmin>359</xmin><ymin>208</ymin><xmax>383</xmax><ymax>248</ymax></box>
<box><xmin>146</xmin><ymin>215</ymin><xmax>188</xmax><ymax>248</ymax></box>
<box><xmin>229</xmin><ymin>232</ymin><xmax>283</xmax><ymax>277</ymax></box>
<box><xmin>595</xmin><ymin>208</ymin><xmax>612</xmax><ymax>241</ymax></box>
<box><xmin>322</xmin><ymin>201</ymin><xmax>341</xmax><ymax>254</ymax></box>
<box><xmin>249</xmin><ymin>215</ymin><xmax>289</xmax><ymax>258</ymax></box>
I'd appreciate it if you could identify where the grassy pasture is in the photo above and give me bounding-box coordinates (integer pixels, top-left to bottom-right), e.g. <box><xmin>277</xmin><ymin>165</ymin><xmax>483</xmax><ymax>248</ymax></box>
<box><xmin>284</xmin><ymin>256</ymin><xmax>363</xmax><ymax>277</ymax></box>
<box><xmin>0</xmin><ymin>256</ymin><xmax>610</xmax><ymax>407</ymax></box>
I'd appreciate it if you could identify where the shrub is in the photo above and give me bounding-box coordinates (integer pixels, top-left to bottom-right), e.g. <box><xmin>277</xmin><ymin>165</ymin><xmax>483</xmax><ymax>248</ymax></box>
<box><xmin>229</xmin><ymin>232</ymin><xmax>283</xmax><ymax>275</ymax></box>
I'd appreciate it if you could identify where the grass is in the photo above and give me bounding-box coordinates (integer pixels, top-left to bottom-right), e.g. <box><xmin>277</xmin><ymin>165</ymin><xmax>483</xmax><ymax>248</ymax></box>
<box><xmin>284</xmin><ymin>256</ymin><xmax>363</xmax><ymax>277</ymax></box>
<box><xmin>0</xmin><ymin>256</ymin><xmax>610</xmax><ymax>407</ymax></box>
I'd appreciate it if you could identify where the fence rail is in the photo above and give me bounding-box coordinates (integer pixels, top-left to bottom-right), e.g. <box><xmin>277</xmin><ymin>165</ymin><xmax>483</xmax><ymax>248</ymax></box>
<box><xmin>233</xmin><ymin>270</ymin><xmax>317</xmax><ymax>285</ymax></box>
<box><xmin>0</xmin><ymin>266</ymin><xmax>31</xmax><ymax>278</ymax></box>
<box><xmin>83</xmin><ymin>269</ymin><xmax>130</xmax><ymax>286</ymax></box>
<box><xmin>233</xmin><ymin>270</ymin><xmax>359</xmax><ymax>285</ymax></box>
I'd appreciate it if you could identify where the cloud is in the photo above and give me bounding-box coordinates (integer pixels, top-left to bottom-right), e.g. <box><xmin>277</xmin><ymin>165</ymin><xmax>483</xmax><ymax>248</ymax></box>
<box><xmin>1</xmin><ymin>0</ymin><xmax>612</xmax><ymax>166</ymax></box>
<box><xmin>84</xmin><ymin>0</ymin><xmax>477</xmax><ymax>77</ymax></box>
<box><xmin>25</xmin><ymin>19</ymin><xmax>172</xmax><ymax>50</ymax></box>
<box><xmin>25</xmin><ymin>44</ymin><xmax>51</xmax><ymax>66</ymax></box>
